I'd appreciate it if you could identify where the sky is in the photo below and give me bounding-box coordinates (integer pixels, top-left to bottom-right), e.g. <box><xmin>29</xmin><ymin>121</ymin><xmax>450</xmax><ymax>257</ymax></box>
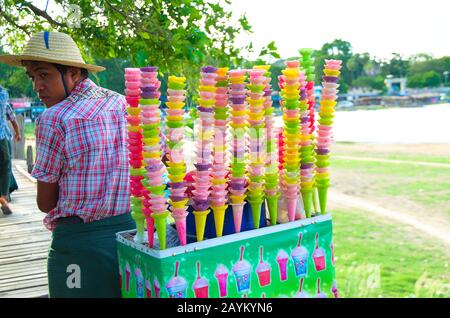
<box><xmin>229</xmin><ymin>0</ymin><xmax>450</xmax><ymax>60</ymax></box>
<box><xmin>32</xmin><ymin>0</ymin><xmax>450</xmax><ymax>60</ymax></box>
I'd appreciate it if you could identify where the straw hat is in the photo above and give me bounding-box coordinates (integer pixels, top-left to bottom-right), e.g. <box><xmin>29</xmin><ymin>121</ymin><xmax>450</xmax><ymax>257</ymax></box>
<box><xmin>0</xmin><ymin>31</ymin><xmax>105</xmax><ymax>72</ymax></box>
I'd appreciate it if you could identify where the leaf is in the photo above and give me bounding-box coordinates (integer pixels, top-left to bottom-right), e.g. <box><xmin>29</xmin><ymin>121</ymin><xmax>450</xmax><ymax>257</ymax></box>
<box><xmin>138</xmin><ymin>31</ymin><xmax>150</xmax><ymax>39</ymax></box>
<box><xmin>267</xmin><ymin>41</ymin><xmax>277</xmax><ymax>51</ymax></box>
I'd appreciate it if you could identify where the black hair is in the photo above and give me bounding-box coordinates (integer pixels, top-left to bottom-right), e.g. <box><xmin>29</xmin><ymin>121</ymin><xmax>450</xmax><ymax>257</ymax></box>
<box><xmin>54</xmin><ymin>64</ymin><xmax>89</xmax><ymax>79</ymax></box>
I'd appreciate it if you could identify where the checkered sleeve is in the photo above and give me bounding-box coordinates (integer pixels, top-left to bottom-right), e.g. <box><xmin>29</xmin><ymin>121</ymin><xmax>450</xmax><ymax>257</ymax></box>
<box><xmin>31</xmin><ymin>119</ymin><xmax>65</xmax><ymax>183</ymax></box>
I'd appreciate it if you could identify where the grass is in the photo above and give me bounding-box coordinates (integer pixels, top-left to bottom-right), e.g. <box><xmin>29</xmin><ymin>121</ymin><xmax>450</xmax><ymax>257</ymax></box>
<box><xmin>24</xmin><ymin>121</ymin><xmax>36</xmax><ymax>140</ymax></box>
<box><xmin>333</xmin><ymin>207</ymin><xmax>450</xmax><ymax>298</ymax></box>
<box><xmin>331</xmin><ymin>157</ymin><xmax>450</xmax><ymax>218</ymax></box>
<box><xmin>334</xmin><ymin>142</ymin><xmax>450</xmax><ymax>165</ymax></box>
<box><xmin>330</xmin><ymin>142</ymin><xmax>450</xmax><ymax>297</ymax></box>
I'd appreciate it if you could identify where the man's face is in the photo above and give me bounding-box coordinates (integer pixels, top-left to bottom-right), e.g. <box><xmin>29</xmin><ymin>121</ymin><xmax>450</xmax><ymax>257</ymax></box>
<box><xmin>24</xmin><ymin>61</ymin><xmax>79</xmax><ymax>107</ymax></box>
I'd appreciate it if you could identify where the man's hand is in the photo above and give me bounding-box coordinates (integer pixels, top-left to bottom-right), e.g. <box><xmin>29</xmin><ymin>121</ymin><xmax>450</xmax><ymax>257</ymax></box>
<box><xmin>14</xmin><ymin>131</ymin><xmax>21</xmax><ymax>142</ymax></box>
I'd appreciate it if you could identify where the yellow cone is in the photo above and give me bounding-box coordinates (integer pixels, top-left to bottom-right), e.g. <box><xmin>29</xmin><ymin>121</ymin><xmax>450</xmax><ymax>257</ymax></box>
<box><xmin>266</xmin><ymin>193</ymin><xmax>280</xmax><ymax>225</ymax></box>
<box><xmin>211</xmin><ymin>205</ymin><xmax>228</xmax><ymax>237</ymax></box>
<box><xmin>248</xmin><ymin>199</ymin><xmax>264</xmax><ymax>229</ymax></box>
<box><xmin>193</xmin><ymin>210</ymin><xmax>210</xmax><ymax>242</ymax></box>
<box><xmin>301</xmin><ymin>189</ymin><xmax>313</xmax><ymax>218</ymax></box>
<box><xmin>151</xmin><ymin>211</ymin><xmax>169</xmax><ymax>250</ymax></box>
<box><xmin>318</xmin><ymin>187</ymin><xmax>328</xmax><ymax>214</ymax></box>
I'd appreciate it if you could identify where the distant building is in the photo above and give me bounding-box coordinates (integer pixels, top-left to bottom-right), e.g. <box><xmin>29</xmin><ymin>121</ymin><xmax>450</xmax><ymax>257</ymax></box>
<box><xmin>384</xmin><ymin>77</ymin><xmax>407</xmax><ymax>96</ymax></box>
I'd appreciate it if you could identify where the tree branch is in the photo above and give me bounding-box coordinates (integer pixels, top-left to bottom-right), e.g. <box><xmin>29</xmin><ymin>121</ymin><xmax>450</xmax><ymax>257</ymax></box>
<box><xmin>0</xmin><ymin>7</ymin><xmax>32</xmax><ymax>36</ymax></box>
<box><xmin>20</xmin><ymin>0</ymin><xmax>67</xmax><ymax>28</ymax></box>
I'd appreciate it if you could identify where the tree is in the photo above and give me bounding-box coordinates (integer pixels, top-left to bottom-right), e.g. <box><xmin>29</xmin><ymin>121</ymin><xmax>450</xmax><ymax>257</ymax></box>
<box><xmin>314</xmin><ymin>39</ymin><xmax>353</xmax><ymax>93</ymax></box>
<box><xmin>381</xmin><ymin>53</ymin><xmax>410</xmax><ymax>78</ymax></box>
<box><xmin>407</xmin><ymin>71</ymin><xmax>441</xmax><ymax>88</ymax></box>
<box><xmin>0</xmin><ymin>0</ymin><xmax>253</xmax><ymax>94</ymax></box>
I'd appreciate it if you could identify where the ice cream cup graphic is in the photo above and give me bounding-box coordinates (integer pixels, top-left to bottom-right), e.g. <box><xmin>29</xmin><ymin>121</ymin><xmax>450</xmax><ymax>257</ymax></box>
<box><xmin>134</xmin><ymin>256</ymin><xmax>145</xmax><ymax>298</ymax></box>
<box><xmin>294</xmin><ymin>277</ymin><xmax>310</xmax><ymax>298</ymax></box>
<box><xmin>215</xmin><ymin>264</ymin><xmax>229</xmax><ymax>298</ymax></box>
<box><xmin>313</xmin><ymin>233</ymin><xmax>327</xmax><ymax>272</ymax></box>
<box><xmin>276</xmin><ymin>250</ymin><xmax>289</xmax><ymax>281</ymax></box>
<box><xmin>291</xmin><ymin>232</ymin><xmax>309</xmax><ymax>277</ymax></box>
<box><xmin>166</xmin><ymin>261</ymin><xmax>187</xmax><ymax>298</ymax></box>
<box><xmin>316</xmin><ymin>278</ymin><xmax>328</xmax><ymax>298</ymax></box>
<box><xmin>233</xmin><ymin>246</ymin><xmax>252</xmax><ymax>293</ymax></box>
<box><xmin>125</xmin><ymin>262</ymin><xmax>131</xmax><ymax>292</ymax></box>
<box><xmin>145</xmin><ymin>279</ymin><xmax>152</xmax><ymax>298</ymax></box>
<box><xmin>153</xmin><ymin>278</ymin><xmax>160</xmax><ymax>298</ymax></box>
<box><xmin>256</xmin><ymin>247</ymin><xmax>271</xmax><ymax>287</ymax></box>
<box><xmin>118</xmin><ymin>259</ymin><xmax>123</xmax><ymax>290</ymax></box>
<box><xmin>193</xmin><ymin>262</ymin><xmax>209</xmax><ymax>298</ymax></box>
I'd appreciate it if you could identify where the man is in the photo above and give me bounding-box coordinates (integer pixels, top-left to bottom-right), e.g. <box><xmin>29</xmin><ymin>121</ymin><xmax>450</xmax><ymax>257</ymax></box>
<box><xmin>0</xmin><ymin>86</ymin><xmax>21</xmax><ymax>215</ymax></box>
<box><xmin>0</xmin><ymin>31</ymin><xmax>134</xmax><ymax>297</ymax></box>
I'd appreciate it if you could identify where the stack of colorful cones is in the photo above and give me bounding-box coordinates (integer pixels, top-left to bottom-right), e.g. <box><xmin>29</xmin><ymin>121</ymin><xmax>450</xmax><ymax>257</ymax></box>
<box><xmin>192</xmin><ymin>66</ymin><xmax>217</xmax><ymax>241</ymax></box>
<box><xmin>140</xmin><ymin>66</ymin><xmax>168</xmax><ymax>249</ymax></box>
<box><xmin>316</xmin><ymin>60</ymin><xmax>342</xmax><ymax>214</ymax></box>
<box><xmin>246</xmin><ymin>68</ymin><xmax>266</xmax><ymax>229</ymax></box>
<box><xmin>254</xmin><ymin>65</ymin><xmax>279</xmax><ymax>226</ymax></box>
<box><xmin>228</xmin><ymin>69</ymin><xmax>248</xmax><ymax>233</ymax></box>
<box><xmin>125</xmin><ymin>68</ymin><xmax>146</xmax><ymax>243</ymax></box>
<box><xmin>166</xmin><ymin>75</ymin><xmax>189</xmax><ymax>246</ymax></box>
<box><xmin>298</xmin><ymin>63</ymin><xmax>315</xmax><ymax>218</ymax></box>
<box><xmin>211</xmin><ymin>67</ymin><xmax>229</xmax><ymax>237</ymax></box>
<box><xmin>300</xmin><ymin>49</ymin><xmax>319</xmax><ymax>214</ymax></box>
<box><xmin>280</xmin><ymin>61</ymin><xmax>301</xmax><ymax>222</ymax></box>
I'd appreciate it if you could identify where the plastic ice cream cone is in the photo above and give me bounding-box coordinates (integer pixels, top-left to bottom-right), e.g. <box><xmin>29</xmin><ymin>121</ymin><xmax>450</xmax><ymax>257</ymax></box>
<box><xmin>266</xmin><ymin>193</ymin><xmax>280</xmax><ymax>225</ymax></box>
<box><xmin>193</xmin><ymin>210</ymin><xmax>210</xmax><ymax>242</ymax></box>
<box><xmin>318</xmin><ymin>186</ymin><xmax>328</xmax><ymax>214</ymax></box>
<box><xmin>172</xmin><ymin>212</ymin><xmax>188</xmax><ymax>246</ymax></box>
<box><xmin>146</xmin><ymin>215</ymin><xmax>155</xmax><ymax>248</ymax></box>
<box><xmin>231</xmin><ymin>203</ymin><xmax>245</xmax><ymax>233</ymax></box>
<box><xmin>248</xmin><ymin>198</ymin><xmax>263</xmax><ymax>229</ymax></box>
<box><xmin>151</xmin><ymin>211</ymin><xmax>169</xmax><ymax>250</ymax></box>
<box><xmin>287</xmin><ymin>197</ymin><xmax>298</xmax><ymax>222</ymax></box>
<box><xmin>212</xmin><ymin>205</ymin><xmax>228</xmax><ymax>237</ymax></box>
<box><xmin>301</xmin><ymin>189</ymin><xmax>313</xmax><ymax>218</ymax></box>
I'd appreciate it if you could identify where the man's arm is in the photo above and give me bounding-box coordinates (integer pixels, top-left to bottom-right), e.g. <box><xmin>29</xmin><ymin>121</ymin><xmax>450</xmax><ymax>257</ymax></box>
<box><xmin>10</xmin><ymin>119</ymin><xmax>21</xmax><ymax>141</ymax></box>
<box><xmin>37</xmin><ymin>180</ymin><xmax>59</xmax><ymax>213</ymax></box>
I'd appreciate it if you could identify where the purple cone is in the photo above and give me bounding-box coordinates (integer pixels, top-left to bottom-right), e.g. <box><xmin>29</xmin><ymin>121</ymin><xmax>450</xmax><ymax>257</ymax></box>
<box><xmin>145</xmin><ymin>164</ymin><xmax>162</xmax><ymax>172</ymax></box>
<box><xmin>170</xmin><ymin>195</ymin><xmax>187</xmax><ymax>202</ymax></box>
<box><xmin>323</xmin><ymin>76</ymin><xmax>339</xmax><ymax>83</ymax></box>
<box><xmin>315</xmin><ymin>148</ymin><xmax>330</xmax><ymax>155</ymax></box>
<box><xmin>141</xmin><ymin>85</ymin><xmax>158</xmax><ymax>92</ymax></box>
<box><xmin>141</xmin><ymin>66</ymin><xmax>158</xmax><ymax>72</ymax></box>
<box><xmin>192</xmin><ymin>199</ymin><xmax>210</xmax><ymax>211</ymax></box>
<box><xmin>229</xmin><ymin>96</ymin><xmax>246</xmax><ymax>104</ymax></box>
<box><xmin>168</xmin><ymin>182</ymin><xmax>186</xmax><ymax>189</ymax></box>
<box><xmin>201</xmin><ymin>66</ymin><xmax>218</xmax><ymax>73</ymax></box>
<box><xmin>230</xmin><ymin>183</ymin><xmax>245</xmax><ymax>191</ymax></box>
<box><xmin>194</xmin><ymin>163</ymin><xmax>212</xmax><ymax>171</ymax></box>
<box><xmin>301</xmin><ymin>163</ymin><xmax>314</xmax><ymax>169</ymax></box>
<box><xmin>197</xmin><ymin>106</ymin><xmax>214</xmax><ymax>113</ymax></box>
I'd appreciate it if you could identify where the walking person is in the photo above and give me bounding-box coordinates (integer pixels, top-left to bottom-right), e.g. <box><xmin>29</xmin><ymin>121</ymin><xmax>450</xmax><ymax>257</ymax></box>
<box><xmin>0</xmin><ymin>31</ymin><xmax>135</xmax><ymax>297</ymax></box>
<box><xmin>0</xmin><ymin>85</ymin><xmax>21</xmax><ymax>215</ymax></box>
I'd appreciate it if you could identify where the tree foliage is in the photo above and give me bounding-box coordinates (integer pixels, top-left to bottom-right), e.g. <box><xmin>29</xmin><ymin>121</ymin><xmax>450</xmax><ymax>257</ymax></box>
<box><xmin>0</xmin><ymin>0</ymin><xmax>253</xmax><ymax>91</ymax></box>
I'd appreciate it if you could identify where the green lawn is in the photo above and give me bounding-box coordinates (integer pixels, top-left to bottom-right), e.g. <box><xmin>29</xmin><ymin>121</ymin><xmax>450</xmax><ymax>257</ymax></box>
<box><xmin>24</xmin><ymin>122</ymin><xmax>36</xmax><ymax>140</ymax></box>
<box><xmin>331</xmin><ymin>157</ymin><xmax>450</xmax><ymax>219</ymax></box>
<box><xmin>333</xmin><ymin>208</ymin><xmax>450</xmax><ymax>298</ymax></box>
<box><xmin>334</xmin><ymin>142</ymin><xmax>450</xmax><ymax>164</ymax></box>
<box><xmin>330</xmin><ymin>142</ymin><xmax>450</xmax><ymax>297</ymax></box>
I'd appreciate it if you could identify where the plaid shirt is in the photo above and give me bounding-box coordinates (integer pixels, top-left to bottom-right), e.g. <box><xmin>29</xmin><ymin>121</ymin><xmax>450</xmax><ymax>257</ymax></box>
<box><xmin>31</xmin><ymin>79</ymin><xmax>130</xmax><ymax>230</ymax></box>
<box><xmin>0</xmin><ymin>88</ymin><xmax>16</xmax><ymax>140</ymax></box>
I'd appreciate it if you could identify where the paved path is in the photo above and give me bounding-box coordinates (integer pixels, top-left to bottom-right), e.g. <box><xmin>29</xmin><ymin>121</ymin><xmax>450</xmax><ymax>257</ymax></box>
<box><xmin>0</xmin><ymin>160</ymin><xmax>49</xmax><ymax>298</ymax></box>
